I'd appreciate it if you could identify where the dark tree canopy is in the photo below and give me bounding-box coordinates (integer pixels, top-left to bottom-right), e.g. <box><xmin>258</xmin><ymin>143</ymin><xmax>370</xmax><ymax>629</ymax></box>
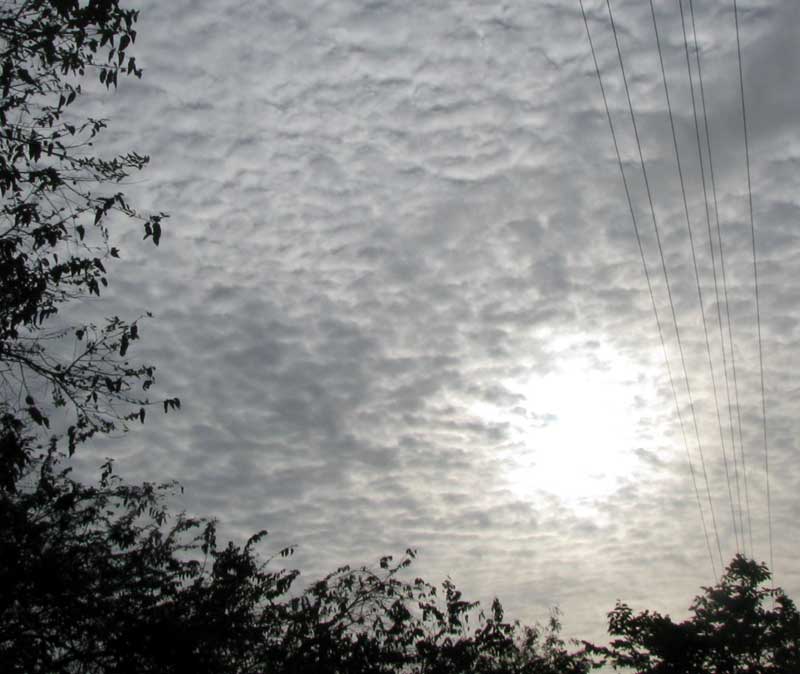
<box><xmin>0</xmin><ymin>0</ymin><xmax>177</xmax><ymax>486</ymax></box>
<box><xmin>587</xmin><ymin>555</ymin><xmax>800</xmax><ymax>673</ymax></box>
<box><xmin>0</xmin><ymin>449</ymin><xmax>592</xmax><ymax>674</ymax></box>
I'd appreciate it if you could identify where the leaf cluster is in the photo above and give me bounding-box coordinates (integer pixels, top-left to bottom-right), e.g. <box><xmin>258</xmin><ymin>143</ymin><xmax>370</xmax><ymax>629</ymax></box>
<box><xmin>0</xmin><ymin>0</ymin><xmax>175</xmax><ymax>479</ymax></box>
<box><xmin>586</xmin><ymin>556</ymin><xmax>800</xmax><ymax>673</ymax></box>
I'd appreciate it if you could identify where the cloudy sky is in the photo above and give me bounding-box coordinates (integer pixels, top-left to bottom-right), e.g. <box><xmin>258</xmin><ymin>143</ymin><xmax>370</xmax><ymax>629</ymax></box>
<box><xmin>78</xmin><ymin>0</ymin><xmax>799</xmax><ymax>644</ymax></box>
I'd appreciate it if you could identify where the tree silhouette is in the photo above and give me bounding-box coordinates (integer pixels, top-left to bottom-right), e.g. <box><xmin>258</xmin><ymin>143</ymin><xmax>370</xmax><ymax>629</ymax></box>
<box><xmin>0</xmin><ymin>0</ymin><xmax>177</xmax><ymax>487</ymax></box>
<box><xmin>1</xmin><ymin>448</ymin><xmax>591</xmax><ymax>673</ymax></box>
<box><xmin>587</xmin><ymin>555</ymin><xmax>800</xmax><ymax>673</ymax></box>
<box><xmin>1</xmin><ymin>449</ymin><xmax>290</xmax><ymax>673</ymax></box>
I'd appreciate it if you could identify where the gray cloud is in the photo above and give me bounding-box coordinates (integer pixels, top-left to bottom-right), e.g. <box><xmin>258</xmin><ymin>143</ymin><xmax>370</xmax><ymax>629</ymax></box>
<box><xmin>67</xmin><ymin>0</ymin><xmax>800</xmax><ymax>647</ymax></box>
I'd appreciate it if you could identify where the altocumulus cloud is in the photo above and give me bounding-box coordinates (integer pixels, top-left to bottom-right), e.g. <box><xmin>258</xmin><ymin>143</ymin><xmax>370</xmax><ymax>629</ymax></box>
<box><xmin>74</xmin><ymin>0</ymin><xmax>800</xmax><ymax>644</ymax></box>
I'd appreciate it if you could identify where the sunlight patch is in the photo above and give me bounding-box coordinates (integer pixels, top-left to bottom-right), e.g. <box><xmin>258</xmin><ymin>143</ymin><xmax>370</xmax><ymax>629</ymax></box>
<box><xmin>473</xmin><ymin>335</ymin><xmax>664</xmax><ymax>507</ymax></box>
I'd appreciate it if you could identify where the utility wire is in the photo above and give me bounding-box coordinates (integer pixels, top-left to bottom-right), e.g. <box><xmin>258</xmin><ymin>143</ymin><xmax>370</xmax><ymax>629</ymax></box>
<box><xmin>676</xmin><ymin>0</ymin><xmax>746</xmax><ymax>554</ymax></box>
<box><xmin>733</xmin><ymin>0</ymin><xmax>773</xmax><ymax>575</ymax></box>
<box><xmin>579</xmin><ymin>0</ymin><xmax>717</xmax><ymax>579</ymax></box>
<box><xmin>686</xmin><ymin>0</ymin><xmax>754</xmax><ymax>555</ymax></box>
<box><xmin>606</xmin><ymin>0</ymin><xmax>724</xmax><ymax>570</ymax></box>
<box><xmin>647</xmin><ymin>0</ymin><xmax>738</xmax><ymax>557</ymax></box>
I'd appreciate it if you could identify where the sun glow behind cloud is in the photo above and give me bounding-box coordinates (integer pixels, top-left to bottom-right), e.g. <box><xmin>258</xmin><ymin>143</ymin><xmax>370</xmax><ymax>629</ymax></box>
<box><xmin>473</xmin><ymin>336</ymin><xmax>665</xmax><ymax>507</ymax></box>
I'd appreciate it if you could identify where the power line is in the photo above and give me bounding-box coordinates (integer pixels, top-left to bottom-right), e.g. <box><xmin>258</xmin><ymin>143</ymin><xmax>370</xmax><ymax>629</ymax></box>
<box><xmin>647</xmin><ymin>0</ymin><xmax>739</xmax><ymax>556</ymax></box>
<box><xmin>620</xmin><ymin>0</ymin><xmax>724</xmax><ymax>566</ymax></box>
<box><xmin>579</xmin><ymin>0</ymin><xmax>717</xmax><ymax>579</ymax></box>
<box><xmin>685</xmin><ymin>0</ymin><xmax>754</xmax><ymax>555</ymax></box>
<box><xmin>733</xmin><ymin>0</ymin><xmax>773</xmax><ymax>575</ymax></box>
<box><xmin>606</xmin><ymin>0</ymin><xmax>724</xmax><ymax>570</ymax></box>
<box><xmin>675</xmin><ymin>0</ymin><xmax>746</xmax><ymax>554</ymax></box>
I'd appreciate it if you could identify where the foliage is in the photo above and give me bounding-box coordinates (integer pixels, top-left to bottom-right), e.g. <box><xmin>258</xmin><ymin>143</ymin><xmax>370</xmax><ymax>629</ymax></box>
<box><xmin>0</xmin><ymin>449</ymin><xmax>287</xmax><ymax>673</ymax></box>
<box><xmin>0</xmin><ymin>0</ymin><xmax>176</xmax><ymax>483</ymax></box>
<box><xmin>0</xmin><ymin>450</ymin><xmax>591</xmax><ymax>674</ymax></box>
<box><xmin>587</xmin><ymin>555</ymin><xmax>800</xmax><ymax>673</ymax></box>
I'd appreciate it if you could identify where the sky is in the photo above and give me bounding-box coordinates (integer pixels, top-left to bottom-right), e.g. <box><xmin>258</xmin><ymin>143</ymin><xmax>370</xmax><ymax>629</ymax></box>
<box><xmin>75</xmin><ymin>0</ymin><xmax>799</xmax><ymax>645</ymax></box>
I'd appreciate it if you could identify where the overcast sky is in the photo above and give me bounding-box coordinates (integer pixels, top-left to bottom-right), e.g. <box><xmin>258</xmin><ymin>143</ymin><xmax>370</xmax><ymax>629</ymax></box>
<box><xmin>78</xmin><ymin>0</ymin><xmax>800</xmax><ymax>644</ymax></box>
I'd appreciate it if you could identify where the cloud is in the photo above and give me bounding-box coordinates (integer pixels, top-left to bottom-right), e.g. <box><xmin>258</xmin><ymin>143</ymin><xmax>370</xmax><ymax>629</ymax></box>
<box><xmin>68</xmin><ymin>0</ymin><xmax>800</xmax><ymax>646</ymax></box>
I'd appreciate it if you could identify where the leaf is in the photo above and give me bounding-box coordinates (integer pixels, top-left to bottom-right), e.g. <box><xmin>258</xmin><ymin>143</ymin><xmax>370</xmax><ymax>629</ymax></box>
<box><xmin>28</xmin><ymin>405</ymin><xmax>48</xmax><ymax>427</ymax></box>
<box><xmin>17</xmin><ymin>68</ymin><xmax>34</xmax><ymax>85</ymax></box>
<box><xmin>163</xmin><ymin>397</ymin><xmax>181</xmax><ymax>413</ymax></box>
<box><xmin>28</xmin><ymin>140</ymin><xmax>42</xmax><ymax>161</ymax></box>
